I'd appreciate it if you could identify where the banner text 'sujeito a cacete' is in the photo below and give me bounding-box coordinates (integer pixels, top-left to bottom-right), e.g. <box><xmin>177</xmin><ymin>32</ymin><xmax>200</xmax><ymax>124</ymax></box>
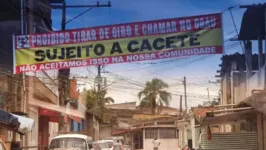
<box><xmin>13</xmin><ymin>13</ymin><xmax>223</xmax><ymax>74</ymax></box>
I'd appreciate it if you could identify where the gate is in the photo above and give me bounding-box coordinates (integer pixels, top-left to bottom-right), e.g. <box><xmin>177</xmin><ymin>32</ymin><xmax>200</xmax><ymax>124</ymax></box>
<box><xmin>200</xmin><ymin>132</ymin><xmax>259</xmax><ymax>150</ymax></box>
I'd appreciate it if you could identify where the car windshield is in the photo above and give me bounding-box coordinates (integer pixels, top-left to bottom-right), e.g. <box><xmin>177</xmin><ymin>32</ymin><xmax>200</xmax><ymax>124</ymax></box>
<box><xmin>49</xmin><ymin>138</ymin><xmax>87</xmax><ymax>150</ymax></box>
<box><xmin>106</xmin><ymin>142</ymin><xmax>113</xmax><ymax>148</ymax></box>
<box><xmin>98</xmin><ymin>143</ymin><xmax>108</xmax><ymax>149</ymax></box>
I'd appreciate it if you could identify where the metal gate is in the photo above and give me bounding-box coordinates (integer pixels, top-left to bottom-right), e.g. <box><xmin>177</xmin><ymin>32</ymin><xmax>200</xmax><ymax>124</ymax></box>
<box><xmin>200</xmin><ymin>132</ymin><xmax>258</xmax><ymax>150</ymax></box>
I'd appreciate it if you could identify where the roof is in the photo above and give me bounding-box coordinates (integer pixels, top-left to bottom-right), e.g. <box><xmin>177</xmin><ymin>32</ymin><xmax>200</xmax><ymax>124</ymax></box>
<box><xmin>239</xmin><ymin>4</ymin><xmax>266</xmax><ymax>40</ymax></box>
<box><xmin>191</xmin><ymin>107</ymin><xmax>217</xmax><ymax>118</ymax></box>
<box><xmin>52</xmin><ymin>134</ymin><xmax>92</xmax><ymax>140</ymax></box>
<box><xmin>131</xmin><ymin>116</ymin><xmax>180</xmax><ymax>124</ymax></box>
<box><xmin>139</xmin><ymin>106</ymin><xmax>179</xmax><ymax>115</ymax></box>
<box><xmin>219</xmin><ymin>53</ymin><xmax>259</xmax><ymax>77</ymax></box>
<box><xmin>106</xmin><ymin>102</ymin><xmax>136</xmax><ymax>110</ymax></box>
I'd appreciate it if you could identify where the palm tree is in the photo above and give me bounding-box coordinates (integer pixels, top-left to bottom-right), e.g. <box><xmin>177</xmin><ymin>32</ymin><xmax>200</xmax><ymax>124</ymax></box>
<box><xmin>138</xmin><ymin>78</ymin><xmax>171</xmax><ymax>114</ymax></box>
<box><xmin>85</xmin><ymin>88</ymin><xmax>114</xmax><ymax>120</ymax></box>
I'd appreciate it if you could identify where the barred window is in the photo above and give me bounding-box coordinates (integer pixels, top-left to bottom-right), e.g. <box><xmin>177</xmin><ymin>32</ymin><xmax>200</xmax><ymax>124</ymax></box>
<box><xmin>159</xmin><ymin>128</ymin><xmax>177</xmax><ymax>139</ymax></box>
<box><xmin>145</xmin><ymin>128</ymin><xmax>158</xmax><ymax>139</ymax></box>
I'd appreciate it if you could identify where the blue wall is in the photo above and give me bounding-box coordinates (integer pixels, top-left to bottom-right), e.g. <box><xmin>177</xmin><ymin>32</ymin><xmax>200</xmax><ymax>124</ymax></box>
<box><xmin>71</xmin><ymin>119</ymin><xmax>84</xmax><ymax>131</ymax></box>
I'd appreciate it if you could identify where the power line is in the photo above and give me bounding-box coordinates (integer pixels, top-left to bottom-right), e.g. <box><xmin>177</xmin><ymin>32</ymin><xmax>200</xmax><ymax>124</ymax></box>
<box><xmin>65</xmin><ymin>7</ymin><xmax>94</xmax><ymax>25</ymax></box>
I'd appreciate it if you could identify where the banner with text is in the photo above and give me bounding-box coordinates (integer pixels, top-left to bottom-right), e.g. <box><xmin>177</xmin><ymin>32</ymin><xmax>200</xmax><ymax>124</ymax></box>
<box><xmin>13</xmin><ymin>13</ymin><xmax>223</xmax><ymax>74</ymax></box>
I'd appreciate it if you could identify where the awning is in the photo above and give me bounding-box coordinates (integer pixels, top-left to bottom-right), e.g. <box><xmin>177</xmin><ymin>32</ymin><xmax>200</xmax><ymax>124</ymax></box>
<box><xmin>201</xmin><ymin>109</ymin><xmax>257</xmax><ymax>126</ymax></box>
<box><xmin>0</xmin><ymin>109</ymin><xmax>34</xmax><ymax>135</ymax></box>
<box><xmin>112</xmin><ymin>128</ymin><xmax>142</xmax><ymax>135</ymax></box>
<box><xmin>239</xmin><ymin>5</ymin><xmax>265</xmax><ymax>40</ymax></box>
<box><xmin>39</xmin><ymin>108</ymin><xmax>60</xmax><ymax>123</ymax></box>
<box><xmin>0</xmin><ymin>109</ymin><xmax>20</xmax><ymax>130</ymax></box>
<box><xmin>12</xmin><ymin>114</ymin><xmax>34</xmax><ymax>134</ymax></box>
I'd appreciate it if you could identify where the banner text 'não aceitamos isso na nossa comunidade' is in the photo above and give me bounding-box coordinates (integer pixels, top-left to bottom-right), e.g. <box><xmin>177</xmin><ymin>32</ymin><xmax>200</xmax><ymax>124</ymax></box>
<box><xmin>13</xmin><ymin>13</ymin><xmax>223</xmax><ymax>74</ymax></box>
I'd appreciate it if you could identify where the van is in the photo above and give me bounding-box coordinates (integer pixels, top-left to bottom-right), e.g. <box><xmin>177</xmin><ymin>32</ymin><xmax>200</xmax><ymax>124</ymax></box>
<box><xmin>49</xmin><ymin>134</ymin><xmax>93</xmax><ymax>150</ymax></box>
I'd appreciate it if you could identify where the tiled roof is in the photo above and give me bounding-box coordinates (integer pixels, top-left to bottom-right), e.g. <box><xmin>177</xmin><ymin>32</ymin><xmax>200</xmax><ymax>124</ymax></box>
<box><xmin>106</xmin><ymin>102</ymin><xmax>136</xmax><ymax>110</ymax></box>
<box><xmin>191</xmin><ymin>107</ymin><xmax>217</xmax><ymax>117</ymax></box>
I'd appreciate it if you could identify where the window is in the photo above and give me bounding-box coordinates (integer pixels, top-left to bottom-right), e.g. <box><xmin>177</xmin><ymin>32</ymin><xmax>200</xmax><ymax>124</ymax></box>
<box><xmin>145</xmin><ymin>128</ymin><xmax>158</xmax><ymax>139</ymax></box>
<box><xmin>50</xmin><ymin>138</ymin><xmax>87</xmax><ymax>150</ymax></box>
<box><xmin>159</xmin><ymin>128</ymin><xmax>177</xmax><ymax>139</ymax></box>
<box><xmin>106</xmin><ymin>141</ymin><xmax>114</xmax><ymax>148</ymax></box>
<box><xmin>133</xmin><ymin>132</ymin><xmax>143</xmax><ymax>149</ymax></box>
<box><xmin>98</xmin><ymin>143</ymin><xmax>108</xmax><ymax>149</ymax></box>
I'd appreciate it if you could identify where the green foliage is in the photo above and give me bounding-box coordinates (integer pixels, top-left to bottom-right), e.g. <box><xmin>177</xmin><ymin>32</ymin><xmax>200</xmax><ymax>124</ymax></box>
<box><xmin>198</xmin><ymin>99</ymin><xmax>220</xmax><ymax>107</ymax></box>
<box><xmin>138</xmin><ymin>78</ymin><xmax>171</xmax><ymax>114</ymax></box>
<box><xmin>85</xmin><ymin>88</ymin><xmax>114</xmax><ymax>121</ymax></box>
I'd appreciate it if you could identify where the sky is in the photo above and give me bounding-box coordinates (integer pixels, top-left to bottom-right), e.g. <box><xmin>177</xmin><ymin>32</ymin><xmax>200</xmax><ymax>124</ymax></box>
<box><xmin>51</xmin><ymin>0</ymin><xmax>265</xmax><ymax>108</ymax></box>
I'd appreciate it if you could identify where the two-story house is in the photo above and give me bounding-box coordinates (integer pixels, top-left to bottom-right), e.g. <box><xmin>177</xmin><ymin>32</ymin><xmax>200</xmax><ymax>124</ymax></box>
<box><xmin>198</xmin><ymin>5</ymin><xmax>266</xmax><ymax>150</ymax></box>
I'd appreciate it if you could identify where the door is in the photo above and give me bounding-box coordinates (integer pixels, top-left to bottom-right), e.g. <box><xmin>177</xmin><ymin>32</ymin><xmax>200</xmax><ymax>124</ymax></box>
<box><xmin>39</xmin><ymin>116</ymin><xmax>49</xmax><ymax>150</ymax></box>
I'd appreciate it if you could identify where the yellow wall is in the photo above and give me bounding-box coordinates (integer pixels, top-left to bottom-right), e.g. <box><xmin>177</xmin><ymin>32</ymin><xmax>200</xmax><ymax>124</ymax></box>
<box><xmin>132</xmin><ymin>114</ymin><xmax>171</xmax><ymax>120</ymax></box>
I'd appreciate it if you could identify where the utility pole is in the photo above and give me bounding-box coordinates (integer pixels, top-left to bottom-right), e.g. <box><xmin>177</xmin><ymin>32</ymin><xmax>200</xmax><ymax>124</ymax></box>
<box><xmin>182</xmin><ymin>77</ymin><xmax>187</xmax><ymax>109</ymax></box>
<box><xmin>179</xmin><ymin>95</ymin><xmax>183</xmax><ymax>114</ymax></box>
<box><xmin>207</xmin><ymin>88</ymin><xmax>210</xmax><ymax>101</ymax></box>
<box><xmin>57</xmin><ymin>0</ymin><xmax>111</xmax><ymax>131</ymax></box>
<box><xmin>97</xmin><ymin>66</ymin><xmax>101</xmax><ymax>91</ymax></box>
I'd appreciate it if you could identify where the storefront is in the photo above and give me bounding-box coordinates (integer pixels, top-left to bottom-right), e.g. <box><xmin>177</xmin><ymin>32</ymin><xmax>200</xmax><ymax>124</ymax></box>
<box><xmin>199</xmin><ymin>107</ymin><xmax>258</xmax><ymax>150</ymax></box>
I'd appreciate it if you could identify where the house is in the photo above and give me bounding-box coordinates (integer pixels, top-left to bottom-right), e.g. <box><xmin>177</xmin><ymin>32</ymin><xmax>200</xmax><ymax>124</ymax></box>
<box><xmin>101</xmin><ymin>102</ymin><xmax>181</xmax><ymax>150</ymax></box>
<box><xmin>188</xmin><ymin>107</ymin><xmax>218</xmax><ymax>149</ymax></box>
<box><xmin>112</xmin><ymin>117</ymin><xmax>180</xmax><ymax>150</ymax></box>
<box><xmin>198</xmin><ymin>5</ymin><xmax>266</xmax><ymax>149</ymax></box>
<box><xmin>0</xmin><ymin>1</ymin><xmax>87</xmax><ymax>149</ymax></box>
<box><xmin>0</xmin><ymin>1</ymin><xmax>68</xmax><ymax>149</ymax></box>
<box><xmin>197</xmin><ymin>53</ymin><xmax>259</xmax><ymax>149</ymax></box>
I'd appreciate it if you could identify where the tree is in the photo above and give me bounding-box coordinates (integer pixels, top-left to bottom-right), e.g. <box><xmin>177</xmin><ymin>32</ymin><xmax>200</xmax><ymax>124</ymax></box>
<box><xmin>85</xmin><ymin>88</ymin><xmax>114</xmax><ymax>120</ymax></box>
<box><xmin>198</xmin><ymin>99</ymin><xmax>220</xmax><ymax>107</ymax></box>
<box><xmin>138</xmin><ymin>78</ymin><xmax>171</xmax><ymax>114</ymax></box>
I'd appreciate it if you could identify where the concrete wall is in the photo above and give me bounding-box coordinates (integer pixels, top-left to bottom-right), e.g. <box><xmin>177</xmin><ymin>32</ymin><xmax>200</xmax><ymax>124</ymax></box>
<box><xmin>28</xmin><ymin>106</ymin><xmax>39</xmax><ymax>150</ymax></box>
<box><xmin>48</xmin><ymin>122</ymin><xmax>58</xmax><ymax>143</ymax></box>
<box><xmin>99</xmin><ymin>126</ymin><xmax>112</xmax><ymax>139</ymax></box>
<box><xmin>144</xmin><ymin>139</ymin><xmax>178</xmax><ymax>150</ymax></box>
<box><xmin>118</xmin><ymin>120</ymin><xmax>131</xmax><ymax>128</ymax></box>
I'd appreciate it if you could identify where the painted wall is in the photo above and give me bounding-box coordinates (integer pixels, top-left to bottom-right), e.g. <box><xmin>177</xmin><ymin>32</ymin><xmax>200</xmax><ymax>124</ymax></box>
<box><xmin>99</xmin><ymin>126</ymin><xmax>112</xmax><ymax>139</ymax></box>
<box><xmin>28</xmin><ymin>107</ymin><xmax>39</xmax><ymax>150</ymax></box>
<box><xmin>49</xmin><ymin>122</ymin><xmax>58</xmax><ymax>143</ymax></box>
<box><xmin>132</xmin><ymin>114</ymin><xmax>171</xmax><ymax>120</ymax></box>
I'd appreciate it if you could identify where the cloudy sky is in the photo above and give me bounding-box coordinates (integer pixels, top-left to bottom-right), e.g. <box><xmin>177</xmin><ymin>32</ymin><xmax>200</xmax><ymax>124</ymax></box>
<box><xmin>51</xmin><ymin>0</ymin><xmax>264</xmax><ymax>108</ymax></box>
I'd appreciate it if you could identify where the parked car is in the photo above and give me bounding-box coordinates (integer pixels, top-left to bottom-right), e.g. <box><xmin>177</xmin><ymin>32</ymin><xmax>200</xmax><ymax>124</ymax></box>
<box><xmin>49</xmin><ymin>133</ymin><xmax>93</xmax><ymax>150</ymax></box>
<box><xmin>102</xmin><ymin>136</ymin><xmax>124</xmax><ymax>145</ymax></box>
<box><xmin>101</xmin><ymin>140</ymin><xmax>114</xmax><ymax>149</ymax></box>
<box><xmin>101</xmin><ymin>139</ymin><xmax>123</xmax><ymax>150</ymax></box>
<box><xmin>92</xmin><ymin>140</ymin><xmax>110</xmax><ymax>150</ymax></box>
<box><xmin>113</xmin><ymin>142</ymin><xmax>123</xmax><ymax>150</ymax></box>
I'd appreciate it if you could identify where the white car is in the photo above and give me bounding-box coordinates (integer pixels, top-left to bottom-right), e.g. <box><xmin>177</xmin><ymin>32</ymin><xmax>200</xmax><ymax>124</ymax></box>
<box><xmin>49</xmin><ymin>133</ymin><xmax>93</xmax><ymax>150</ymax></box>
<box><xmin>92</xmin><ymin>140</ymin><xmax>110</xmax><ymax>150</ymax></box>
<box><xmin>101</xmin><ymin>140</ymin><xmax>114</xmax><ymax>149</ymax></box>
<box><xmin>101</xmin><ymin>140</ymin><xmax>123</xmax><ymax>150</ymax></box>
